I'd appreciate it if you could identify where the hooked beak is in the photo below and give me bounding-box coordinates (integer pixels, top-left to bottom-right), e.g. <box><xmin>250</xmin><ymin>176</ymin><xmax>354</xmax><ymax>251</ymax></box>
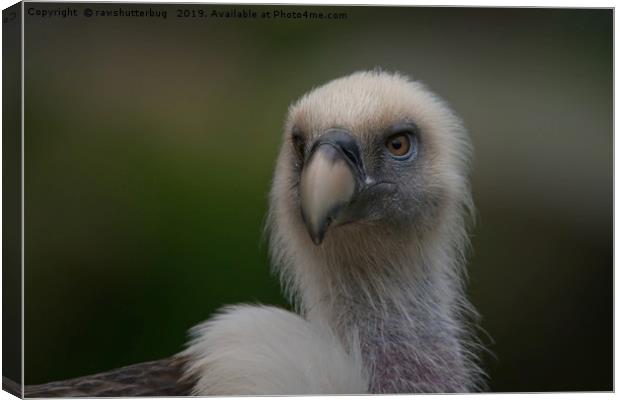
<box><xmin>299</xmin><ymin>130</ymin><xmax>364</xmax><ymax>245</ymax></box>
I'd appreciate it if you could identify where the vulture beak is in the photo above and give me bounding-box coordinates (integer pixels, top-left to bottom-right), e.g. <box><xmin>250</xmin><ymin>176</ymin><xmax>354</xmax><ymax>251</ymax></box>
<box><xmin>299</xmin><ymin>129</ymin><xmax>365</xmax><ymax>245</ymax></box>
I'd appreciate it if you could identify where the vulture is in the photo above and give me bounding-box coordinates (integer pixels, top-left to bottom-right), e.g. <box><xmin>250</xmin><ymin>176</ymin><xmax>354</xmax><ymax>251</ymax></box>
<box><xmin>20</xmin><ymin>70</ymin><xmax>484</xmax><ymax>397</ymax></box>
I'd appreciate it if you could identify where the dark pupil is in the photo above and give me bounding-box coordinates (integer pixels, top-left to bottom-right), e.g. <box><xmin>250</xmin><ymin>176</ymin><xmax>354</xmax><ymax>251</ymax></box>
<box><xmin>392</xmin><ymin>139</ymin><xmax>402</xmax><ymax>150</ymax></box>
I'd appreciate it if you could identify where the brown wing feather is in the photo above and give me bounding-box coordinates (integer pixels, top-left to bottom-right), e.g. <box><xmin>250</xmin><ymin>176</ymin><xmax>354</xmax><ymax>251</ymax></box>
<box><xmin>3</xmin><ymin>376</ymin><xmax>22</xmax><ymax>398</ymax></box>
<box><xmin>23</xmin><ymin>356</ymin><xmax>196</xmax><ymax>397</ymax></box>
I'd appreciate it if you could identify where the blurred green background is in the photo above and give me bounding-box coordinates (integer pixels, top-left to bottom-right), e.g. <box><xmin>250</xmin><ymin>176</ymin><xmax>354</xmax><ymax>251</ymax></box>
<box><xmin>22</xmin><ymin>4</ymin><xmax>612</xmax><ymax>392</ymax></box>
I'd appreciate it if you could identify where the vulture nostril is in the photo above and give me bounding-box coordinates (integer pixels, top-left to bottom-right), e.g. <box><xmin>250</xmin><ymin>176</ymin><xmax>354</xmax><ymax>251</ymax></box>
<box><xmin>319</xmin><ymin>129</ymin><xmax>363</xmax><ymax>171</ymax></box>
<box><xmin>340</xmin><ymin>146</ymin><xmax>360</xmax><ymax>167</ymax></box>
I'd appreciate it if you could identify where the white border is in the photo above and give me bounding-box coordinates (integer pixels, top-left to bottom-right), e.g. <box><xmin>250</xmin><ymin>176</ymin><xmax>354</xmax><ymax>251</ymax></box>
<box><xmin>0</xmin><ymin>2</ymin><xmax>615</xmax><ymax>400</ymax></box>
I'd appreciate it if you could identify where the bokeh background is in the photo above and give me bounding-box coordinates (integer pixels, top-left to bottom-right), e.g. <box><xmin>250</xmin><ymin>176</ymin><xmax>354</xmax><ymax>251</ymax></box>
<box><xmin>22</xmin><ymin>4</ymin><xmax>612</xmax><ymax>392</ymax></box>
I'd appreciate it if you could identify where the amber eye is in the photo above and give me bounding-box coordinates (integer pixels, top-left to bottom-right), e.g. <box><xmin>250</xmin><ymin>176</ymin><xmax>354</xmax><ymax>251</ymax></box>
<box><xmin>385</xmin><ymin>133</ymin><xmax>412</xmax><ymax>158</ymax></box>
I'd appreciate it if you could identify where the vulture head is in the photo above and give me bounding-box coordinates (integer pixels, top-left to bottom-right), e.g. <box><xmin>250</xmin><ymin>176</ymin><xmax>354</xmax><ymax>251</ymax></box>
<box><xmin>272</xmin><ymin>71</ymin><xmax>471</xmax><ymax>246</ymax></box>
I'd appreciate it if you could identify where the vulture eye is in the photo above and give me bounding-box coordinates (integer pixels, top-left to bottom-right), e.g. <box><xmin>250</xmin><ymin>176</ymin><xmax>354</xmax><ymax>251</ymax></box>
<box><xmin>291</xmin><ymin>131</ymin><xmax>305</xmax><ymax>158</ymax></box>
<box><xmin>385</xmin><ymin>133</ymin><xmax>412</xmax><ymax>158</ymax></box>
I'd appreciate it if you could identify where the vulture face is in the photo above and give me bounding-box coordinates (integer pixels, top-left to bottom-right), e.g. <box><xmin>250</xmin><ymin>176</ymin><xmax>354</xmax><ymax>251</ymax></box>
<box><xmin>274</xmin><ymin>71</ymin><xmax>471</xmax><ymax>246</ymax></box>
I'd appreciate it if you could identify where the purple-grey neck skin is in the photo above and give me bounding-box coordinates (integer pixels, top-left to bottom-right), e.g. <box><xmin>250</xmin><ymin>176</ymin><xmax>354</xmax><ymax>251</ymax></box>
<box><xmin>267</xmin><ymin>71</ymin><xmax>484</xmax><ymax>393</ymax></box>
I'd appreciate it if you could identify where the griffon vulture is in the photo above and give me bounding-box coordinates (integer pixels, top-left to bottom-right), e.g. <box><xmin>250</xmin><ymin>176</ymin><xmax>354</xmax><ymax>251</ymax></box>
<box><xmin>182</xmin><ymin>70</ymin><xmax>483</xmax><ymax>394</ymax></box>
<box><xmin>20</xmin><ymin>70</ymin><xmax>483</xmax><ymax>397</ymax></box>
